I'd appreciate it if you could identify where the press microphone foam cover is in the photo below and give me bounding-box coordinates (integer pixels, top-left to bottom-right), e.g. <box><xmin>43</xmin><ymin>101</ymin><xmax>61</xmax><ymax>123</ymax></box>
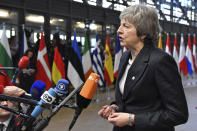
<box><xmin>79</xmin><ymin>73</ymin><xmax>100</xmax><ymax>100</ymax></box>
<box><xmin>55</xmin><ymin>79</ymin><xmax>69</xmax><ymax>96</ymax></box>
<box><xmin>30</xmin><ymin>80</ymin><xmax>46</xmax><ymax>99</ymax></box>
<box><xmin>18</xmin><ymin>56</ymin><xmax>29</xmax><ymax>69</ymax></box>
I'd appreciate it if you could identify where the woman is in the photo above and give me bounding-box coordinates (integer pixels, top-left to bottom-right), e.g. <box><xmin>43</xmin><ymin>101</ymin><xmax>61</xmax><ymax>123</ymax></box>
<box><xmin>19</xmin><ymin>49</ymin><xmax>36</xmax><ymax>93</ymax></box>
<box><xmin>98</xmin><ymin>4</ymin><xmax>188</xmax><ymax>131</ymax></box>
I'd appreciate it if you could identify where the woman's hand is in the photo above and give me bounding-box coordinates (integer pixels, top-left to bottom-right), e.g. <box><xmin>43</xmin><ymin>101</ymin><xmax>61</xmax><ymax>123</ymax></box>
<box><xmin>108</xmin><ymin>113</ymin><xmax>134</xmax><ymax>127</ymax></box>
<box><xmin>22</xmin><ymin>68</ymin><xmax>28</xmax><ymax>73</ymax></box>
<box><xmin>29</xmin><ymin>69</ymin><xmax>36</xmax><ymax>73</ymax></box>
<box><xmin>98</xmin><ymin>105</ymin><xmax>115</xmax><ymax>119</ymax></box>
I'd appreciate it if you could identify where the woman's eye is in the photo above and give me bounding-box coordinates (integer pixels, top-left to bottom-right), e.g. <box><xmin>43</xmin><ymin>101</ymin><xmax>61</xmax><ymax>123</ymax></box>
<box><xmin>123</xmin><ymin>24</ymin><xmax>129</xmax><ymax>28</ymax></box>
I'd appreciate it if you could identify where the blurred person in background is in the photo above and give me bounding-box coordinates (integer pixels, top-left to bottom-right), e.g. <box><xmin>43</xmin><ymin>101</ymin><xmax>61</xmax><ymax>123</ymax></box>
<box><xmin>9</xmin><ymin>36</ymin><xmax>19</xmax><ymax>66</ymax></box>
<box><xmin>19</xmin><ymin>49</ymin><xmax>36</xmax><ymax>93</ymax></box>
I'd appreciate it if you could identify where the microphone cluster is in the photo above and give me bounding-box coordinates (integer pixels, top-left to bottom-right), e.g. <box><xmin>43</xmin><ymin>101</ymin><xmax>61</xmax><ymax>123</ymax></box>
<box><xmin>0</xmin><ymin>73</ymin><xmax>100</xmax><ymax>131</ymax></box>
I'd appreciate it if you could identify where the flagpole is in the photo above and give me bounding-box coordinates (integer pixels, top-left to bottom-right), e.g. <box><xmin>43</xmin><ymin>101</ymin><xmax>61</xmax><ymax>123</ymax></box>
<box><xmin>95</xmin><ymin>33</ymin><xmax>100</xmax><ymax>103</ymax></box>
<box><xmin>22</xmin><ymin>24</ymin><xmax>25</xmax><ymax>30</ymax></box>
<box><xmin>2</xmin><ymin>22</ymin><xmax>5</xmax><ymax>28</ymax></box>
<box><xmin>40</xmin><ymin>25</ymin><xmax>43</xmax><ymax>32</ymax></box>
<box><xmin>106</xmin><ymin>84</ymin><xmax>112</xmax><ymax>100</ymax></box>
<box><xmin>95</xmin><ymin>88</ymin><xmax>100</xmax><ymax>103</ymax></box>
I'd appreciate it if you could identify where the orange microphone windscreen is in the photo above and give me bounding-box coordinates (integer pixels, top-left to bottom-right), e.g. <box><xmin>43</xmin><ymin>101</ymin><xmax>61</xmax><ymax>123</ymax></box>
<box><xmin>79</xmin><ymin>73</ymin><xmax>100</xmax><ymax>100</ymax></box>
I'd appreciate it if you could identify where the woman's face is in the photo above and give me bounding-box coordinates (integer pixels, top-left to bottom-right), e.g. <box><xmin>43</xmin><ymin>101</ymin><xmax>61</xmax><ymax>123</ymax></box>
<box><xmin>27</xmin><ymin>51</ymin><xmax>33</xmax><ymax>58</ymax></box>
<box><xmin>117</xmin><ymin>19</ymin><xmax>141</xmax><ymax>49</ymax></box>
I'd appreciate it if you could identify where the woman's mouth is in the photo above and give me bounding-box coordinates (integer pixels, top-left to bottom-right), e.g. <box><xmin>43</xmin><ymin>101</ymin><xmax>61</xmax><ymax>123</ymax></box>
<box><xmin>119</xmin><ymin>36</ymin><xmax>123</xmax><ymax>41</ymax></box>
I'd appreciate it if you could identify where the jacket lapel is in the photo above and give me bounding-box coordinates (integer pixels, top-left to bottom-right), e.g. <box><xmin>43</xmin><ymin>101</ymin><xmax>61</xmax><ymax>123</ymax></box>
<box><xmin>116</xmin><ymin>51</ymin><xmax>131</xmax><ymax>83</ymax></box>
<box><xmin>123</xmin><ymin>44</ymin><xmax>153</xmax><ymax>100</ymax></box>
<box><xmin>115</xmin><ymin>51</ymin><xmax>130</xmax><ymax>98</ymax></box>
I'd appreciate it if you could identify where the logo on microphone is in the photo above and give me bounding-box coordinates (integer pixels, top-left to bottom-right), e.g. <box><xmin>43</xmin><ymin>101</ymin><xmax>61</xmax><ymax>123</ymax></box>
<box><xmin>95</xmin><ymin>78</ymin><xmax>99</xmax><ymax>83</ymax></box>
<box><xmin>42</xmin><ymin>94</ymin><xmax>52</xmax><ymax>103</ymax></box>
<box><xmin>58</xmin><ymin>83</ymin><xmax>65</xmax><ymax>91</ymax></box>
<box><xmin>41</xmin><ymin>91</ymin><xmax>56</xmax><ymax>104</ymax></box>
<box><xmin>88</xmin><ymin>75</ymin><xmax>93</xmax><ymax>80</ymax></box>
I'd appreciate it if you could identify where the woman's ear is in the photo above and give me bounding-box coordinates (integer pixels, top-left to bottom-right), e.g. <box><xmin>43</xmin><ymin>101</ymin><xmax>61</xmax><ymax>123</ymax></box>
<box><xmin>141</xmin><ymin>35</ymin><xmax>146</xmax><ymax>40</ymax></box>
<box><xmin>140</xmin><ymin>35</ymin><xmax>146</xmax><ymax>41</ymax></box>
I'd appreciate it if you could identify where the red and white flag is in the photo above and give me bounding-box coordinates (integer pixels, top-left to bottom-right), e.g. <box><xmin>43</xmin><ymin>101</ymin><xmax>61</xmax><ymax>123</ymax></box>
<box><xmin>192</xmin><ymin>34</ymin><xmax>197</xmax><ymax>73</ymax></box>
<box><xmin>178</xmin><ymin>34</ymin><xmax>188</xmax><ymax>75</ymax></box>
<box><xmin>114</xmin><ymin>35</ymin><xmax>122</xmax><ymax>79</ymax></box>
<box><xmin>35</xmin><ymin>32</ymin><xmax>51</xmax><ymax>90</ymax></box>
<box><xmin>173</xmin><ymin>33</ymin><xmax>179</xmax><ymax>68</ymax></box>
<box><xmin>165</xmin><ymin>33</ymin><xmax>171</xmax><ymax>55</ymax></box>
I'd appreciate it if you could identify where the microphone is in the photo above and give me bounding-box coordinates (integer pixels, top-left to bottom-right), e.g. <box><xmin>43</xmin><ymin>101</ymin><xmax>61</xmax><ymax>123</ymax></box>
<box><xmin>30</xmin><ymin>80</ymin><xmax>47</xmax><ymax>100</ymax></box>
<box><xmin>20</xmin><ymin>79</ymin><xmax>69</xmax><ymax>131</ymax></box>
<box><xmin>33</xmin><ymin>74</ymin><xmax>99</xmax><ymax>131</ymax></box>
<box><xmin>69</xmin><ymin>73</ymin><xmax>100</xmax><ymax>130</ymax></box>
<box><xmin>19</xmin><ymin>80</ymin><xmax>47</xmax><ymax>114</ymax></box>
<box><xmin>30</xmin><ymin>79</ymin><xmax>69</xmax><ymax>118</ymax></box>
<box><xmin>19</xmin><ymin>80</ymin><xmax>46</xmax><ymax>100</ymax></box>
<box><xmin>55</xmin><ymin>79</ymin><xmax>69</xmax><ymax>97</ymax></box>
<box><xmin>11</xmin><ymin>56</ymin><xmax>29</xmax><ymax>84</ymax></box>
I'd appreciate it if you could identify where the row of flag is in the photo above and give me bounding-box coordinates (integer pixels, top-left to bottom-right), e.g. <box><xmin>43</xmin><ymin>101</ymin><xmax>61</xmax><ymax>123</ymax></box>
<box><xmin>158</xmin><ymin>33</ymin><xmax>197</xmax><ymax>75</ymax></box>
<box><xmin>0</xmin><ymin>25</ymin><xmax>119</xmax><ymax>90</ymax></box>
<box><xmin>2</xmin><ymin>24</ymin><xmax>196</xmax><ymax>90</ymax></box>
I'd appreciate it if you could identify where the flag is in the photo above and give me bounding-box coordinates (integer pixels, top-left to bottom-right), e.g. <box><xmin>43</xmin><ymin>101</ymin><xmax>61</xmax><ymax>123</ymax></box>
<box><xmin>82</xmin><ymin>34</ymin><xmax>92</xmax><ymax>80</ymax></box>
<box><xmin>185</xmin><ymin>34</ymin><xmax>194</xmax><ymax>75</ymax></box>
<box><xmin>104</xmin><ymin>35</ymin><xmax>114</xmax><ymax>86</ymax></box>
<box><xmin>173</xmin><ymin>33</ymin><xmax>179</xmax><ymax>68</ymax></box>
<box><xmin>165</xmin><ymin>33</ymin><xmax>171</xmax><ymax>55</ymax></box>
<box><xmin>114</xmin><ymin>35</ymin><xmax>122</xmax><ymax>79</ymax></box>
<box><xmin>72</xmin><ymin>32</ymin><xmax>81</xmax><ymax>63</ymax></box>
<box><xmin>0</xmin><ymin>26</ymin><xmax>13</xmax><ymax>85</ymax></box>
<box><xmin>92</xmin><ymin>35</ymin><xmax>104</xmax><ymax>86</ymax></box>
<box><xmin>65</xmin><ymin>45</ymin><xmax>85</xmax><ymax>88</ymax></box>
<box><xmin>19</xmin><ymin>27</ymin><xmax>28</xmax><ymax>57</ymax></box>
<box><xmin>178</xmin><ymin>34</ymin><xmax>188</xmax><ymax>75</ymax></box>
<box><xmin>192</xmin><ymin>34</ymin><xmax>197</xmax><ymax>73</ymax></box>
<box><xmin>52</xmin><ymin>46</ymin><xmax>65</xmax><ymax>85</ymax></box>
<box><xmin>35</xmin><ymin>32</ymin><xmax>51</xmax><ymax>90</ymax></box>
<box><xmin>158</xmin><ymin>33</ymin><xmax>163</xmax><ymax>49</ymax></box>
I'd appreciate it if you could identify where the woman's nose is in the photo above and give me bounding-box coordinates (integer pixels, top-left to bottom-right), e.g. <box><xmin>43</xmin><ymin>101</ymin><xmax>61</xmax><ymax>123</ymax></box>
<box><xmin>117</xmin><ymin>26</ymin><xmax>123</xmax><ymax>34</ymax></box>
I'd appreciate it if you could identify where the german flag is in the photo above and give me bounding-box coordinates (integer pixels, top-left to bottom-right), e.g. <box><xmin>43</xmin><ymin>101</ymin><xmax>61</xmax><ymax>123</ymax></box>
<box><xmin>52</xmin><ymin>46</ymin><xmax>65</xmax><ymax>85</ymax></box>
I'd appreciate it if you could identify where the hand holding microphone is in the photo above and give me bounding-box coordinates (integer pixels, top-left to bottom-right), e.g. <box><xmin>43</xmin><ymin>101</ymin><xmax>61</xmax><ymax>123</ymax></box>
<box><xmin>11</xmin><ymin>56</ymin><xmax>29</xmax><ymax>84</ymax></box>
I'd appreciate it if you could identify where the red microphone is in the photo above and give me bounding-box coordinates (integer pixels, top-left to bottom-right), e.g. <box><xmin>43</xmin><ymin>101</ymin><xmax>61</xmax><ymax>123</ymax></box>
<box><xmin>18</xmin><ymin>56</ymin><xmax>29</xmax><ymax>69</ymax></box>
<box><xmin>11</xmin><ymin>56</ymin><xmax>29</xmax><ymax>84</ymax></box>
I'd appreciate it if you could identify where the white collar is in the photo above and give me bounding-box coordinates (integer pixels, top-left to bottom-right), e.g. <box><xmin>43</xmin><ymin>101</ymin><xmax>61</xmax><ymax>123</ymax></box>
<box><xmin>128</xmin><ymin>59</ymin><xmax>133</xmax><ymax>65</ymax></box>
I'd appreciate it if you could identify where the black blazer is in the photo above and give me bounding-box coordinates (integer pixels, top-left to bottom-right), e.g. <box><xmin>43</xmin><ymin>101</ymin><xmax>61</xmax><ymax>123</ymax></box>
<box><xmin>113</xmin><ymin>44</ymin><xmax>188</xmax><ymax>131</ymax></box>
<box><xmin>1</xmin><ymin>115</ymin><xmax>21</xmax><ymax>131</ymax></box>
